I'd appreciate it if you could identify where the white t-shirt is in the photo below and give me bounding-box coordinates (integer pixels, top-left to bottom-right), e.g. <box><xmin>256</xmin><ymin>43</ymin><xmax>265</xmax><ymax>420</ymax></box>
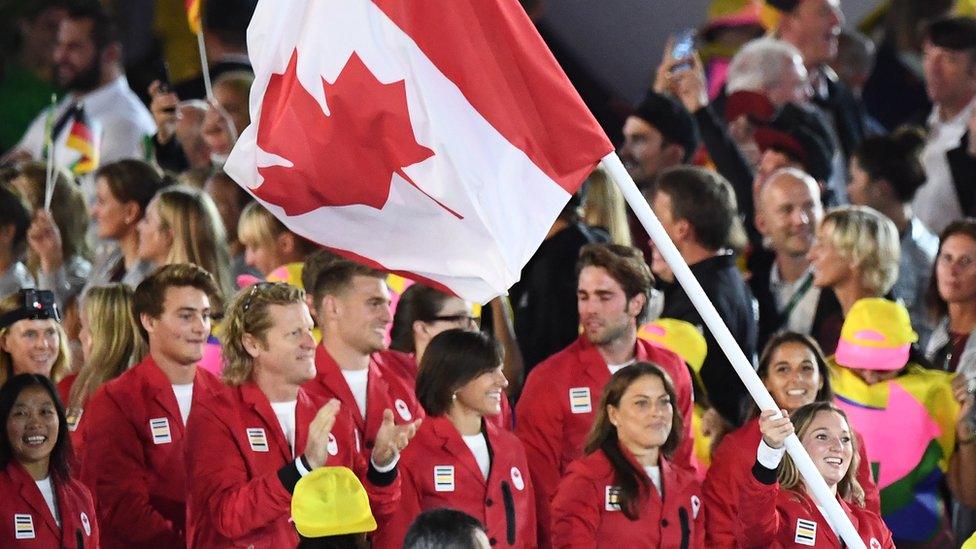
<box><xmin>607</xmin><ymin>359</ymin><xmax>636</xmax><ymax>376</ymax></box>
<box><xmin>270</xmin><ymin>400</ymin><xmax>298</xmax><ymax>457</ymax></box>
<box><xmin>643</xmin><ymin>465</ymin><xmax>662</xmax><ymax>498</ymax></box>
<box><xmin>36</xmin><ymin>477</ymin><xmax>60</xmax><ymax>527</ymax></box>
<box><xmin>341</xmin><ymin>368</ymin><xmax>369</xmax><ymax>419</ymax></box>
<box><xmin>171</xmin><ymin>383</ymin><xmax>194</xmax><ymax>425</ymax></box>
<box><xmin>462</xmin><ymin>432</ymin><xmax>491</xmax><ymax>480</ymax></box>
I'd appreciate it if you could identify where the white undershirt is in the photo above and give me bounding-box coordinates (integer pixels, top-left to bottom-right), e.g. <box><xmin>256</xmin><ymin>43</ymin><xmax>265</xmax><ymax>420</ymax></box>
<box><xmin>171</xmin><ymin>383</ymin><xmax>194</xmax><ymax>424</ymax></box>
<box><xmin>35</xmin><ymin>477</ymin><xmax>60</xmax><ymax>527</ymax></box>
<box><xmin>643</xmin><ymin>465</ymin><xmax>662</xmax><ymax>498</ymax></box>
<box><xmin>462</xmin><ymin>432</ymin><xmax>491</xmax><ymax>480</ymax></box>
<box><xmin>607</xmin><ymin>359</ymin><xmax>636</xmax><ymax>376</ymax></box>
<box><xmin>270</xmin><ymin>400</ymin><xmax>298</xmax><ymax>457</ymax></box>
<box><xmin>341</xmin><ymin>369</ymin><xmax>369</xmax><ymax>419</ymax></box>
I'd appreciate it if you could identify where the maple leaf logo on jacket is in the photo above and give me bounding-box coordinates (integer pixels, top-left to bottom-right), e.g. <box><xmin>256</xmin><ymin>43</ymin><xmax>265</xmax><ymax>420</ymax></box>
<box><xmin>255</xmin><ymin>49</ymin><xmax>457</xmax><ymax>217</ymax></box>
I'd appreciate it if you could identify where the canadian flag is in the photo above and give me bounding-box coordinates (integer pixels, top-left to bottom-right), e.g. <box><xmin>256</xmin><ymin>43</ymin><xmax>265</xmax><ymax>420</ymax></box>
<box><xmin>225</xmin><ymin>0</ymin><xmax>612</xmax><ymax>302</ymax></box>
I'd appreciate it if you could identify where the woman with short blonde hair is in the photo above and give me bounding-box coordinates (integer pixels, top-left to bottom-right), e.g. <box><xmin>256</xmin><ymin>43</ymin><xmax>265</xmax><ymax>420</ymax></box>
<box><xmin>237</xmin><ymin>202</ymin><xmax>316</xmax><ymax>278</ymax></box>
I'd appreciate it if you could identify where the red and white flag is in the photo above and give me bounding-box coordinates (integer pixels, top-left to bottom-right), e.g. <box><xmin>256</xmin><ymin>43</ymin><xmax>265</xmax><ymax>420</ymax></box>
<box><xmin>225</xmin><ymin>0</ymin><xmax>612</xmax><ymax>302</ymax></box>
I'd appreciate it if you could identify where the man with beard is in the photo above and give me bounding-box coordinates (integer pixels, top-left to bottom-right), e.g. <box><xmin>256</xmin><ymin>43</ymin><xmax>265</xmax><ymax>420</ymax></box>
<box><xmin>515</xmin><ymin>243</ymin><xmax>694</xmax><ymax>548</ymax></box>
<box><xmin>8</xmin><ymin>4</ymin><xmax>154</xmax><ymax>197</ymax></box>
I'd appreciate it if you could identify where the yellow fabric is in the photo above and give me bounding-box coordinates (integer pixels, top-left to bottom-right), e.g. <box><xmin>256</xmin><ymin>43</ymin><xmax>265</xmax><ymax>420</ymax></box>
<box><xmin>839</xmin><ymin>298</ymin><xmax>917</xmax><ymax>350</ymax></box>
<box><xmin>962</xmin><ymin>531</ymin><xmax>976</xmax><ymax>549</ymax></box>
<box><xmin>957</xmin><ymin>0</ymin><xmax>976</xmax><ymax>17</ymax></box>
<box><xmin>638</xmin><ymin>318</ymin><xmax>708</xmax><ymax>373</ymax></box>
<box><xmin>292</xmin><ymin>467</ymin><xmax>377</xmax><ymax>537</ymax></box>
<box><xmin>154</xmin><ymin>1</ymin><xmax>203</xmax><ymax>85</ymax></box>
<box><xmin>691</xmin><ymin>404</ymin><xmax>713</xmax><ymax>468</ymax></box>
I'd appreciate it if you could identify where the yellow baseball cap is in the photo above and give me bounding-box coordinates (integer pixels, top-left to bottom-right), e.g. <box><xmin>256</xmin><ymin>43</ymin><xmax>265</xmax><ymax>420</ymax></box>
<box><xmin>835</xmin><ymin>298</ymin><xmax>917</xmax><ymax>371</ymax></box>
<box><xmin>291</xmin><ymin>467</ymin><xmax>376</xmax><ymax>538</ymax></box>
<box><xmin>639</xmin><ymin>318</ymin><xmax>708</xmax><ymax>373</ymax></box>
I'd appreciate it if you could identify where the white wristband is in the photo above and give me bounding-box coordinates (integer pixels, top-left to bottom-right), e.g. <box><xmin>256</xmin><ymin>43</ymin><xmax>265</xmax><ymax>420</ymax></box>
<box><xmin>371</xmin><ymin>453</ymin><xmax>399</xmax><ymax>473</ymax></box>
<box><xmin>295</xmin><ymin>456</ymin><xmax>312</xmax><ymax>477</ymax></box>
<box><xmin>757</xmin><ymin>439</ymin><xmax>786</xmax><ymax>469</ymax></box>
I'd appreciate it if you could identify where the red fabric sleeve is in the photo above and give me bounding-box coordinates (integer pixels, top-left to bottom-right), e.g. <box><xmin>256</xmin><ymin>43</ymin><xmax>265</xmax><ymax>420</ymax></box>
<box><xmin>81</xmin><ymin>391</ymin><xmax>182</xmax><ymax>546</ymax></box>
<box><xmin>184</xmin><ymin>402</ymin><xmax>292</xmax><ymax>540</ymax></box>
<box><xmin>371</xmin><ymin>457</ymin><xmax>423</xmax><ymax>548</ymax></box>
<box><xmin>549</xmin><ymin>469</ymin><xmax>600</xmax><ymax>549</ymax></box>
<box><xmin>701</xmin><ymin>437</ymin><xmax>745</xmax><ymax>548</ymax></box>
<box><xmin>514</xmin><ymin>374</ymin><xmax>564</xmax><ymax>548</ymax></box>
<box><xmin>854</xmin><ymin>430</ymin><xmax>881</xmax><ymax>513</ymax></box>
<box><xmin>735</xmin><ymin>472</ymin><xmax>783</xmax><ymax>549</ymax></box>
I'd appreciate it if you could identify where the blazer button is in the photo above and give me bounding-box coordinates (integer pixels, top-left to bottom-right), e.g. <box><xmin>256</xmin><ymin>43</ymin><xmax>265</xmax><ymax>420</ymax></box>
<box><xmin>489</xmin><ymin>537</ymin><xmax>497</xmax><ymax>545</ymax></box>
<box><xmin>485</xmin><ymin>498</ymin><xmax>494</xmax><ymax>506</ymax></box>
<box><xmin>661</xmin><ymin>518</ymin><xmax>669</xmax><ymax>527</ymax></box>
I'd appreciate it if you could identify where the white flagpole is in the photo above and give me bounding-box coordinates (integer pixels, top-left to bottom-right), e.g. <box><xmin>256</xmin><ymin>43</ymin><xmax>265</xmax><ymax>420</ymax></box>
<box><xmin>196</xmin><ymin>31</ymin><xmax>214</xmax><ymax>100</ymax></box>
<box><xmin>600</xmin><ymin>151</ymin><xmax>867</xmax><ymax>549</ymax></box>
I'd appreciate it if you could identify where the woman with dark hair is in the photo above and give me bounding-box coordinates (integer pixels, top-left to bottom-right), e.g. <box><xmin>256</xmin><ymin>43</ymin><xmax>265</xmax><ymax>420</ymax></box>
<box><xmin>925</xmin><ymin>219</ymin><xmax>976</xmax><ymax>373</ymax></box>
<box><xmin>376</xmin><ymin>329</ymin><xmax>535</xmax><ymax>548</ymax></box>
<box><xmin>739</xmin><ymin>402</ymin><xmax>893</xmax><ymax>548</ymax></box>
<box><xmin>550</xmin><ymin>362</ymin><xmax>703</xmax><ymax>547</ymax></box>
<box><xmin>0</xmin><ymin>374</ymin><xmax>99</xmax><ymax>547</ymax></box>
<box><xmin>386</xmin><ymin>284</ymin><xmax>514</xmax><ymax>430</ymax></box>
<box><xmin>702</xmin><ymin>332</ymin><xmax>879</xmax><ymax>547</ymax></box>
<box><xmin>847</xmin><ymin>127</ymin><xmax>938</xmax><ymax>344</ymax></box>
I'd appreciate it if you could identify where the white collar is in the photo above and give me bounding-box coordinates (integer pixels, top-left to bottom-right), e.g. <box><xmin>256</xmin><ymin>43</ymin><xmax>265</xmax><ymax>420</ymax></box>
<box><xmin>69</xmin><ymin>75</ymin><xmax>130</xmax><ymax>111</ymax></box>
<box><xmin>928</xmin><ymin>93</ymin><xmax>976</xmax><ymax>129</ymax></box>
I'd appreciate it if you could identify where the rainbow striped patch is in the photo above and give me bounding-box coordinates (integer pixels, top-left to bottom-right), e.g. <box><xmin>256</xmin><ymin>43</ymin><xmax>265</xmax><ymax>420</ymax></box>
<box><xmin>434</xmin><ymin>465</ymin><xmax>455</xmax><ymax>492</ymax></box>
<box><xmin>14</xmin><ymin>514</ymin><xmax>34</xmax><ymax>539</ymax></box>
<box><xmin>149</xmin><ymin>418</ymin><xmax>172</xmax><ymax>445</ymax></box>
<box><xmin>794</xmin><ymin>518</ymin><xmax>817</xmax><ymax>546</ymax></box>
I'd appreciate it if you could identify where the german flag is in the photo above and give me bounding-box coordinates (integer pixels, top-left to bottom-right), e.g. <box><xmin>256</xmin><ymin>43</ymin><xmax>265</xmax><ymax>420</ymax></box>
<box><xmin>65</xmin><ymin>106</ymin><xmax>98</xmax><ymax>175</ymax></box>
<box><xmin>186</xmin><ymin>0</ymin><xmax>202</xmax><ymax>34</ymax></box>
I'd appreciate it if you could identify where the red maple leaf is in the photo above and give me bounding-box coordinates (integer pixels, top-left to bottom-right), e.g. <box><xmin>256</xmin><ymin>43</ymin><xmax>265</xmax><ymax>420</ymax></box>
<box><xmin>254</xmin><ymin>50</ymin><xmax>457</xmax><ymax>217</ymax></box>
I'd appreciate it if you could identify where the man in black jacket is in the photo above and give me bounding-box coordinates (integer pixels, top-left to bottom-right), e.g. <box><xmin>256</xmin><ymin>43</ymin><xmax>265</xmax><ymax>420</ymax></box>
<box><xmin>646</xmin><ymin>166</ymin><xmax>758</xmax><ymax>428</ymax></box>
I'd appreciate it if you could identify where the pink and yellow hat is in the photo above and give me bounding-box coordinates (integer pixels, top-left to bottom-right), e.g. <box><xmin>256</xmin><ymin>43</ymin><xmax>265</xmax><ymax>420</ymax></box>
<box><xmin>835</xmin><ymin>298</ymin><xmax>917</xmax><ymax>371</ymax></box>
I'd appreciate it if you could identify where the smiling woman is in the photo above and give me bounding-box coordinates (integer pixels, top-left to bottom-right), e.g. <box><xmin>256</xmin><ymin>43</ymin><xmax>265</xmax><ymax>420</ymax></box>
<box><xmin>0</xmin><ymin>290</ymin><xmax>70</xmax><ymax>387</ymax></box>
<box><xmin>0</xmin><ymin>374</ymin><xmax>99</xmax><ymax>547</ymax></box>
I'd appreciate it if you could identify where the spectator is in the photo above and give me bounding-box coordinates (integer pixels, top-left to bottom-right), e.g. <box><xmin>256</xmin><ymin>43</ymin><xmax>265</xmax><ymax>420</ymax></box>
<box><xmin>61</xmin><ymin>284</ymin><xmax>145</xmax><ymax>458</ymax></box>
<box><xmin>84</xmin><ymin>159</ymin><xmax>167</xmax><ymax>294</ymax></box>
<box><xmin>847</xmin><ymin>128</ymin><xmax>938</xmax><ymax>345</ymax></box>
<box><xmin>0</xmin><ymin>374</ymin><xmax>99</xmax><ymax>547</ymax></box>
<box><xmin>81</xmin><ymin>263</ymin><xmax>224</xmax><ymax>548</ymax></box>
<box><xmin>618</xmin><ymin>90</ymin><xmax>699</xmax><ymax>264</ymax></box>
<box><xmin>0</xmin><ymin>2</ymin><xmax>66</xmax><ymax>152</ymax></box>
<box><xmin>7</xmin><ymin>4</ymin><xmax>155</xmax><ymax>199</ymax></box>
<box><xmin>581</xmin><ymin>167</ymin><xmax>632</xmax><ymax>246</ymax></box>
<box><xmin>925</xmin><ymin>219</ymin><xmax>976</xmax><ymax>373</ymax></box>
<box><xmin>831</xmin><ymin>29</ymin><xmax>876</xmax><ymax>99</ymax></box>
<box><xmin>749</xmin><ymin>168</ymin><xmax>832</xmax><ymax>351</ymax></box>
<box><xmin>304</xmin><ymin>259</ymin><xmax>424</xmax><ymax>461</ymax></box>
<box><xmin>509</xmin><ymin>194</ymin><xmax>607</xmax><ymax>374</ymax></box>
<box><xmin>185</xmin><ymin>282</ymin><xmax>409</xmax><ymax>547</ymax></box>
<box><xmin>772</xmin><ymin>0</ymin><xmax>870</xmax><ymax>202</ymax></box>
<box><xmin>0</xmin><ymin>289</ymin><xmax>69</xmax><ymax>386</ymax></box>
<box><xmin>403</xmin><ymin>509</ymin><xmax>491</xmax><ymax>549</ymax></box>
<box><xmin>378</xmin><ymin>330</ymin><xmax>534</xmax><ymax>548</ymax></box>
<box><xmin>203</xmin><ymin>170</ymin><xmax>254</xmax><ymax>281</ymax></box>
<box><xmin>830</xmin><ymin>297</ymin><xmax>965</xmax><ymax>545</ymax></box>
<box><xmin>726</xmin><ymin>37</ymin><xmax>812</xmax><ymax>109</ymax></box>
<box><xmin>740</xmin><ymin>403</ymin><xmax>894</xmax><ymax>548</ymax></box>
<box><xmin>697</xmin><ymin>0</ymin><xmax>767</xmax><ymax>99</ymax></box>
<box><xmin>238</xmin><ymin>201</ymin><xmax>316</xmax><ymax>281</ymax></box>
<box><xmin>0</xmin><ymin>185</ymin><xmax>34</xmax><ymax>298</ymax></box>
<box><xmin>702</xmin><ymin>332</ymin><xmax>879</xmax><ymax>547</ymax></box>
<box><xmin>173</xmin><ymin>0</ymin><xmax>256</xmax><ymax>100</ymax></box>
<box><xmin>550</xmin><ymin>362</ymin><xmax>704</xmax><ymax>547</ymax></box>
<box><xmin>515</xmin><ymin>243</ymin><xmax>694</xmax><ymax>548</ymax></box>
<box><xmin>647</xmin><ymin>166</ymin><xmax>757</xmax><ymax>428</ymax></box>
<box><xmin>807</xmin><ymin>206</ymin><xmax>900</xmax><ymax>353</ymax></box>
<box><xmin>8</xmin><ymin>164</ymin><xmax>92</xmax><ymax>310</ymax></box>
<box><xmin>914</xmin><ymin>16</ymin><xmax>976</xmax><ymax>234</ymax></box>
<box><xmin>137</xmin><ymin>185</ymin><xmax>234</xmax><ymax>300</ymax></box>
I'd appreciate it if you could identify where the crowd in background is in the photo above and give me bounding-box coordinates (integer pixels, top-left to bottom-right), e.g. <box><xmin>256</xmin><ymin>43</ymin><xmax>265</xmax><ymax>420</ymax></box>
<box><xmin>1</xmin><ymin>0</ymin><xmax>976</xmax><ymax>547</ymax></box>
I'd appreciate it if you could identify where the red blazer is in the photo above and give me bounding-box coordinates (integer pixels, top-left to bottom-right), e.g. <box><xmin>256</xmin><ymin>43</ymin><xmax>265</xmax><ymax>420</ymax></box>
<box><xmin>0</xmin><ymin>461</ymin><xmax>99</xmax><ymax>548</ymax></box>
<box><xmin>184</xmin><ymin>382</ymin><xmax>399</xmax><ymax>548</ymax></box>
<box><xmin>375</xmin><ymin>416</ymin><xmax>536</xmax><ymax>548</ymax></box>
<box><xmin>80</xmin><ymin>356</ymin><xmax>222</xmax><ymax>548</ymax></box>
<box><xmin>307</xmin><ymin>345</ymin><xmax>425</xmax><ymax>460</ymax></box>
<box><xmin>551</xmin><ymin>447</ymin><xmax>703</xmax><ymax>548</ymax></box>
<box><xmin>376</xmin><ymin>350</ymin><xmax>513</xmax><ymax>430</ymax></box>
<box><xmin>515</xmin><ymin>336</ymin><xmax>695</xmax><ymax>548</ymax></box>
<box><xmin>737</xmin><ymin>469</ymin><xmax>894</xmax><ymax>548</ymax></box>
<box><xmin>702</xmin><ymin>417</ymin><xmax>881</xmax><ymax>548</ymax></box>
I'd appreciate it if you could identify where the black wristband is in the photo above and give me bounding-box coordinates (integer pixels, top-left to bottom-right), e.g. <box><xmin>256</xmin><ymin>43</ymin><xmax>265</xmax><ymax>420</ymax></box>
<box><xmin>277</xmin><ymin>460</ymin><xmax>302</xmax><ymax>494</ymax></box>
<box><xmin>752</xmin><ymin>459</ymin><xmax>778</xmax><ymax>485</ymax></box>
<box><xmin>367</xmin><ymin>461</ymin><xmax>398</xmax><ymax>487</ymax></box>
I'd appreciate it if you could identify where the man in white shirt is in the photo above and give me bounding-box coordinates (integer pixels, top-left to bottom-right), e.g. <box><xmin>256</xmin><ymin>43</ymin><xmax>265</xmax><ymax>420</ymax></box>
<box><xmin>914</xmin><ymin>16</ymin><xmax>976</xmax><ymax>234</ymax></box>
<box><xmin>7</xmin><ymin>4</ymin><xmax>155</xmax><ymax>199</ymax></box>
